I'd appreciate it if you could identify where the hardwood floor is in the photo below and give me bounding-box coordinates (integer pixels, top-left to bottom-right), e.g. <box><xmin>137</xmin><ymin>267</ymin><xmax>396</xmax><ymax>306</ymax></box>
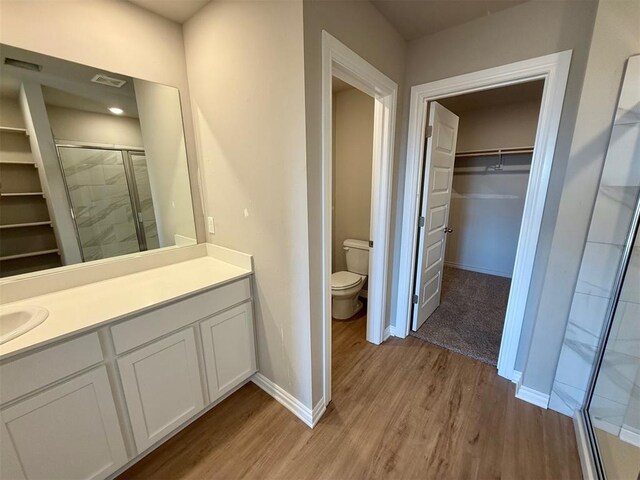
<box><xmin>119</xmin><ymin>316</ymin><xmax>582</xmax><ymax>479</ymax></box>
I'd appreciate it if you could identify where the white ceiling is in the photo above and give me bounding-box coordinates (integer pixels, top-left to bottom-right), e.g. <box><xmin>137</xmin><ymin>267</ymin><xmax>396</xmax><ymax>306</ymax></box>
<box><xmin>127</xmin><ymin>0</ymin><xmax>210</xmax><ymax>23</ymax></box>
<box><xmin>1</xmin><ymin>44</ymin><xmax>140</xmax><ymax>117</ymax></box>
<box><xmin>125</xmin><ymin>0</ymin><xmax>526</xmax><ymax>39</ymax></box>
<box><xmin>370</xmin><ymin>0</ymin><xmax>528</xmax><ymax>41</ymax></box>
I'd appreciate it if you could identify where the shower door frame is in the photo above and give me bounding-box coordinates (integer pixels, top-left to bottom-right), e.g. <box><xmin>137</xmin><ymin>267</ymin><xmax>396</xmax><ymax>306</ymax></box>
<box><xmin>577</xmin><ymin>190</ymin><xmax>640</xmax><ymax>479</ymax></box>
<box><xmin>55</xmin><ymin>141</ymin><xmax>149</xmax><ymax>261</ymax></box>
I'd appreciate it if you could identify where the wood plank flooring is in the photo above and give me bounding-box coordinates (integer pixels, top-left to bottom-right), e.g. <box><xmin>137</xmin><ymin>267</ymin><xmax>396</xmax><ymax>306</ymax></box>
<box><xmin>118</xmin><ymin>316</ymin><xmax>582</xmax><ymax>479</ymax></box>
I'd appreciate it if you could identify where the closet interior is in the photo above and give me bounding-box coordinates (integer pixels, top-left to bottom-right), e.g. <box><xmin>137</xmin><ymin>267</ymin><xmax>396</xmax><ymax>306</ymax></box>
<box><xmin>410</xmin><ymin>80</ymin><xmax>544</xmax><ymax>366</ymax></box>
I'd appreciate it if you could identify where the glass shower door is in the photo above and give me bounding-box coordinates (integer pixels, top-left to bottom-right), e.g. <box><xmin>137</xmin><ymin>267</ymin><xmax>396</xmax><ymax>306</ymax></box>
<box><xmin>585</xmin><ymin>215</ymin><xmax>640</xmax><ymax>479</ymax></box>
<box><xmin>58</xmin><ymin>146</ymin><xmax>141</xmax><ymax>261</ymax></box>
<box><xmin>128</xmin><ymin>152</ymin><xmax>160</xmax><ymax>250</ymax></box>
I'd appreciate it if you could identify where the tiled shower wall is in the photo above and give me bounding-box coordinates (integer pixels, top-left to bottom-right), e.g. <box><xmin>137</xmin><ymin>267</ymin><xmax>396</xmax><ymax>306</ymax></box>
<box><xmin>589</xmin><ymin>229</ymin><xmax>640</xmax><ymax>435</ymax></box>
<box><xmin>549</xmin><ymin>55</ymin><xmax>640</xmax><ymax>416</ymax></box>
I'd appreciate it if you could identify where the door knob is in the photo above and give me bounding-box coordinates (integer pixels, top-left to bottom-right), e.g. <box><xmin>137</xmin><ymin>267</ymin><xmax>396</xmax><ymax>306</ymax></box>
<box><xmin>443</xmin><ymin>227</ymin><xmax>453</xmax><ymax>233</ymax></box>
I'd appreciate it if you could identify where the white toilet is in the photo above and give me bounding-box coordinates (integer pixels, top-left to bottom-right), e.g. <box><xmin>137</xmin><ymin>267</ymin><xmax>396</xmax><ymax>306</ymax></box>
<box><xmin>331</xmin><ymin>238</ymin><xmax>370</xmax><ymax>320</ymax></box>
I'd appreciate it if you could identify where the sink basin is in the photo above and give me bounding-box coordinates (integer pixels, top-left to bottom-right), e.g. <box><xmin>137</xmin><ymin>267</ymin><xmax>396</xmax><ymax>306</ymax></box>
<box><xmin>0</xmin><ymin>306</ymin><xmax>49</xmax><ymax>345</ymax></box>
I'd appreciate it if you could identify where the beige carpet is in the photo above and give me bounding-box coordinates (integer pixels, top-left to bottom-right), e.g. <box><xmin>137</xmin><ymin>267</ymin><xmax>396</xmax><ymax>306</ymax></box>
<box><xmin>409</xmin><ymin>266</ymin><xmax>511</xmax><ymax>365</ymax></box>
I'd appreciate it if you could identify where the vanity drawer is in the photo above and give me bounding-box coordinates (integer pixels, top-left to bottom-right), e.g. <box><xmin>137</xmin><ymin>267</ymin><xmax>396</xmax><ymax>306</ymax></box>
<box><xmin>0</xmin><ymin>333</ymin><xmax>103</xmax><ymax>404</ymax></box>
<box><xmin>110</xmin><ymin>278</ymin><xmax>251</xmax><ymax>354</ymax></box>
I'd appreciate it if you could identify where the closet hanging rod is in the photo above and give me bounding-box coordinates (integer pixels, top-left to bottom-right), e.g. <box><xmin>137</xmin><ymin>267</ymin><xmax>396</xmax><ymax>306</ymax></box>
<box><xmin>455</xmin><ymin>146</ymin><xmax>534</xmax><ymax>158</ymax></box>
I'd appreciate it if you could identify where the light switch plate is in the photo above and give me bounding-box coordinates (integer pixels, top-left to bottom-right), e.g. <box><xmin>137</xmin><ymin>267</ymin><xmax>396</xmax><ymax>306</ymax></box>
<box><xmin>207</xmin><ymin>216</ymin><xmax>215</xmax><ymax>234</ymax></box>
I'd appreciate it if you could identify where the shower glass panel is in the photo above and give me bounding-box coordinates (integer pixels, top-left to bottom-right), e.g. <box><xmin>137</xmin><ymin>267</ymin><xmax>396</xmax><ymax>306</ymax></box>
<box><xmin>58</xmin><ymin>146</ymin><xmax>151</xmax><ymax>261</ymax></box>
<box><xmin>586</xmin><ymin>219</ymin><xmax>640</xmax><ymax>479</ymax></box>
<box><xmin>128</xmin><ymin>152</ymin><xmax>160</xmax><ymax>250</ymax></box>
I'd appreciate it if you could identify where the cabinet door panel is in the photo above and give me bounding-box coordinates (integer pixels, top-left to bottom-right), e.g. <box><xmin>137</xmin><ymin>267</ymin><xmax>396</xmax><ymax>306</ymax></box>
<box><xmin>200</xmin><ymin>302</ymin><xmax>256</xmax><ymax>402</ymax></box>
<box><xmin>0</xmin><ymin>366</ymin><xmax>127</xmax><ymax>480</ymax></box>
<box><xmin>117</xmin><ymin>328</ymin><xmax>204</xmax><ymax>452</ymax></box>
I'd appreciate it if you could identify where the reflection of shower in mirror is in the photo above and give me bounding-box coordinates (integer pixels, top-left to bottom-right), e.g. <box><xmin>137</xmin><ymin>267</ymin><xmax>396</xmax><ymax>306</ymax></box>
<box><xmin>0</xmin><ymin>44</ymin><xmax>197</xmax><ymax>278</ymax></box>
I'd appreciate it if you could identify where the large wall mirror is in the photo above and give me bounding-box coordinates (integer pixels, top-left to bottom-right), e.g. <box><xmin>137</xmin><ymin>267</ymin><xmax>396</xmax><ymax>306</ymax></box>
<box><xmin>0</xmin><ymin>44</ymin><xmax>197</xmax><ymax>278</ymax></box>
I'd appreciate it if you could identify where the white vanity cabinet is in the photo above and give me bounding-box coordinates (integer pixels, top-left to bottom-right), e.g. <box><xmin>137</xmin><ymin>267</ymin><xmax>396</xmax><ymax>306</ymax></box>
<box><xmin>200</xmin><ymin>302</ymin><xmax>256</xmax><ymax>402</ymax></box>
<box><xmin>0</xmin><ymin>274</ymin><xmax>256</xmax><ymax>480</ymax></box>
<box><xmin>0</xmin><ymin>334</ymin><xmax>127</xmax><ymax>480</ymax></box>
<box><xmin>117</xmin><ymin>327</ymin><xmax>205</xmax><ymax>452</ymax></box>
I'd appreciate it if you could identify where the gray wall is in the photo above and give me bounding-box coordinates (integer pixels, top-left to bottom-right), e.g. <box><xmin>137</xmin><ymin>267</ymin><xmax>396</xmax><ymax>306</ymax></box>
<box><xmin>303</xmin><ymin>0</ymin><xmax>407</xmax><ymax>406</ymax></box>
<box><xmin>549</xmin><ymin>48</ymin><xmax>640</xmax><ymax>417</ymax></box>
<box><xmin>333</xmin><ymin>87</ymin><xmax>374</xmax><ymax>274</ymax></box>
<box><xmin>46</xmin><ymin>105</ymin><xmax>144</xmax><ymax>147</ymax></box>
<box><xmin>446</xmin><ymin>154</ymin><xmax>532</xmax><ymax>278</ymax></box>
<box><xmin>184</xmin><ymin>0</ymin><xmax>314</xmax><ymax>407</ymax></box>
<box><xmin>134</xmin><ymin>79</ymin><xmax>196</xmax><ymax>246</ymax></box>
<box><xmin>396</xmin><ymin>1</ymin><xmax>600</xmax><ymax>395</ymax></box>
<box><xmin>441</xmin><ymin>99</ymin><xmax>540</xmax><ymax>278</ymax></box>
<box><xmin>521</xmin><ymin>0</ymin><xmax>640</xmax><ymax>395</ymax></box>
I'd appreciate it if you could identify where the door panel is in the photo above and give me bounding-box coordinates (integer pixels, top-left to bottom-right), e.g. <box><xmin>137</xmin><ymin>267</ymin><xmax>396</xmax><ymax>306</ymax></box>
<box><xmin>425</xmin><ymin>240</ymin><xmax>443</xmax><ymax>270</ymax></box>
<box><xmin>117</xmin><ymin>328</ymin><xmax>204</xmax><ymax>452</ymax></box>
<box><xmin>200</xmin><ymin>302</ymin><xmax>256</xmax><ymax>403</ymax></box>
<box><xmin>428</xmin><ymin>205</ymin><xmax>447</xmax><ymax>233</ymax></box>
<box><xmin>412</xmin><ymin>102</ymin><xmax>459</xmax><ymax>331</ymax></box>
<box><xmin>0</xmin><ymin>367</ymin><xmax>127</xmax><ymax>480</ymax></box>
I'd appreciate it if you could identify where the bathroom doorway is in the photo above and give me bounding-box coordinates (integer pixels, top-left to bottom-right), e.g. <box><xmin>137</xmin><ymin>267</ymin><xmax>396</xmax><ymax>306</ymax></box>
<box><xmin>320</xmin><ymin>32</ymin><xmax>397</xmax><ymax>408</ymax></box>
<box><xmin>331</xmin><ymin>77</ymin><xmax>373</xmax><ymax>323</ymax></box>
<box><xmin>408</xmin><ymin>81</ymin><xmax>543</xmax><ymax>366</ymax></box>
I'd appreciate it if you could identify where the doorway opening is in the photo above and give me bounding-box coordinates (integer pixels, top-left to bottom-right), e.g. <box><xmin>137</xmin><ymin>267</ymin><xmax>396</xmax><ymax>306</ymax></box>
<box><xmin>330</xmin><ymin>77</ymin><xmax>374</xmax><ymax>325</ymax></box>
<box><xmin>409</xmin><ymin>81</ymin><xmax>544</xmax><ymax>366</ymax></box>
<box><xmin>321</xmin><ymin>32</ymin><xmax>397</xmax><ymax>408</ymax></box>
<box><xmin>396</xmin><ymin>52</ymin><xmax>572</xmax><ymax>382</ymax></box>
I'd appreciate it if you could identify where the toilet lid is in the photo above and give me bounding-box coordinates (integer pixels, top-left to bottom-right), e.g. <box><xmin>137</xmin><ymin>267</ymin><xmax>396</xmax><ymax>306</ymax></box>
<box><xmin>331</xmin><ymin>271</ymin><xmax>362</xmax><ymax>290</ymax></box>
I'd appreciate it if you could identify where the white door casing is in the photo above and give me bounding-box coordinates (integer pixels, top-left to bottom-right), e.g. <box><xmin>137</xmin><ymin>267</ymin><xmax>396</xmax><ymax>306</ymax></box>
<box><xmin>395</xmin><ymin>51</ymin><xmax>572</xmax><ymax>382</ymax></box>
<box><xmin>321</xmin><ymin>31</ymin><xmax>397</xmax><ymax>406</ymax></box>
<box><xmin>412</xmin><ymin>103</ymin><xmax>459</xmax><ymax>331</ymax></box>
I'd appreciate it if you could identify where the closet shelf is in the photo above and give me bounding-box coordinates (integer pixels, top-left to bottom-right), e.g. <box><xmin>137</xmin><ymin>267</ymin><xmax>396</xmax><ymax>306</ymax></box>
<box><xmin>0</xmin><ymin>126</ymin><xmax>28</xmax><ymax>135</ymax></box>
<box><xmin>0</xmin><ymin>221</ymin><xmax>53</xmax><ymax>230</ymax></box>
<box><xmin>0</xmin><ymin>160</ymin><xmax>37</xmax><ymax>166</ymax></box>
<box><xmin>0</xmin><ymin>192</ymin><xmax>45</xmax><ymax>197</ymax></box>
<box><xmin>455</xmin><ymin>146</ymin><xmax>534</xmax><ymax>158</ymax></box>
<box><xmin>0</xmin><ymin>249</ymin><xmax>59</xmax><ymax>261</ymax></box>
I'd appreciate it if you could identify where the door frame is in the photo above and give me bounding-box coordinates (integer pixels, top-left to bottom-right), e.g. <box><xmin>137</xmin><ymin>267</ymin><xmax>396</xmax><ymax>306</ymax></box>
<box><xmin>395</xmin><ymin>51</ymin><xmax>572</xmax><ymax>382</ymax></box>
<box><xmin>321</xmin><ymin>31</ymin><xmax>397</xmax><ymax>404</ymax></box>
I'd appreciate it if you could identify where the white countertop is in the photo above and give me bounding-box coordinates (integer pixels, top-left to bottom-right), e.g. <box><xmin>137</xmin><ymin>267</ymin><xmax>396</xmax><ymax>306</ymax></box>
<box><xmin>0</xmin><ymin>253</ymin><xmax>252</xmax><ymax>361</ymax></box>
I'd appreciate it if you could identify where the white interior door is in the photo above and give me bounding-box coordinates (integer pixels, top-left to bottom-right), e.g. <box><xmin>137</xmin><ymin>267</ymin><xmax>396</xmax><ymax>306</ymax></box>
<box><xmin>412</xmin><ymin>102</ymin><xmax>459</xmax><ymax>331</ymax></box>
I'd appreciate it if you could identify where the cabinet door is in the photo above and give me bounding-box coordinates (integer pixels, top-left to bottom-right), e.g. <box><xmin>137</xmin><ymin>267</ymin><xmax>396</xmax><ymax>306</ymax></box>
<box><xmin>117</xmin><ymin>328</ymin><xmax>204</xmax><ymax>452</ymax></box>
<box><xmin>0</xmin><ymin>366</ymin><xmax>127</xmax><ymax>480</ymax></box>
<box><xmin>200</xmin><ymin>302</ymin><xmax>256</xmax><ymax>402</ymax></box>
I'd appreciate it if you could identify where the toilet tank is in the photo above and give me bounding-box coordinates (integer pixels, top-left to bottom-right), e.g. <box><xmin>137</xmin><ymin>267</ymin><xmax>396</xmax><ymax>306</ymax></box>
<box><xmin>344</xmin><ymin>239</ymin><xmax>370</xmax><ymax>275</ymax></box>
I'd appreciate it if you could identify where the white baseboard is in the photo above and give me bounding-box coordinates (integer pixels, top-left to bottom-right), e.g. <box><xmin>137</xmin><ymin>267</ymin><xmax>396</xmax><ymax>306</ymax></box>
<box><xmin>383</xmin><ymin>325</ymin><xmax>391</xmax><ymax>340</ymax></box>
<box><xmin>251</xmin><ymin>373</ymin><xmax>325</xmax><ymax>428</ymax></box>
<box><xmin>515</xmin><ymin>375</ymin><xmax>549</xmax><ymax>409</ymax></box>
<box><xmin>620</xmin><ymin>424</ymin><xmax>640</xmax><ymax>447</ymax></box>
<box><xmin>444</xmin><ymin>261</ymin><xmax>512</xmax><ymax>278</ymax></box>
<box><xmin>592</xmin><ymin>417</ymin><xmax>621</xmax><ymax>437</ymax></box>
<box><xmin>311</xmin><ymin>398</ymin><xmax>327</xmax><ymax>428</ymax></box>
<box><xmin>384</xmin><ymin>324</ymin><xmax>401</xmax><ymax>340</ymax></box>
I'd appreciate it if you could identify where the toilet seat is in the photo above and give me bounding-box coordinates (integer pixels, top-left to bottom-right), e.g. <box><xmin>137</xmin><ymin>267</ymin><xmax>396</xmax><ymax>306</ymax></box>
<box><xmin>331</xmin><ymin>271</ymin><xmax>363</xmax><ymax>290</ymax></box>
